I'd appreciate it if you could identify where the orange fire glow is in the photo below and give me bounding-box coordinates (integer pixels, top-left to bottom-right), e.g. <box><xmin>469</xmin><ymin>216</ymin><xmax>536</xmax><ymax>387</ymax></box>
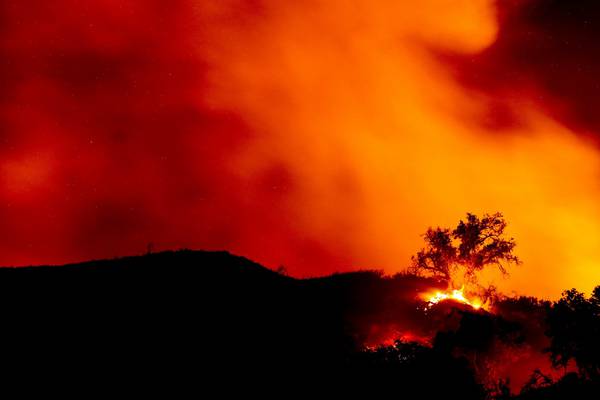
<box><xmin>194</xmin><ymin>0</ymin><xmax>600</xmax><ymax>299</ymax></box>
<box><xmin>422</xmin><ymin>287</ymin><xmax>483</xmax><ymax>311</ymax></box>
<box><xmin>2</xmin><ymin>1</ymin><xmax>600</xmax><ymax>300</ymax></box>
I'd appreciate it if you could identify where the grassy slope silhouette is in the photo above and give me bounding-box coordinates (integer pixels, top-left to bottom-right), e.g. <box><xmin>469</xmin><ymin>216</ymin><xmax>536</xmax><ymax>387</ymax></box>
<box><xmin>0</xmin><ymin>250</ymin><xmax>468</xmax><ymax>391</ymax></box>
<box><xmin>3</xmin><ymin>250</ymin><xmax>597</xmax><ymax>398</ymax></box>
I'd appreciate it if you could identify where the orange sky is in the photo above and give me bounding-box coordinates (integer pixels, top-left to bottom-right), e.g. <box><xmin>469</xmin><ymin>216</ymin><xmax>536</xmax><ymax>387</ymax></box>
<box><xmin>194</xmin><ymin>1</ymin><xmax>600</xmax><ymax>298</ymax></box>
<box><xmin>1</xmin><ymin>0</ymin><xmax>600</xmax><ymax>299</ymax></box>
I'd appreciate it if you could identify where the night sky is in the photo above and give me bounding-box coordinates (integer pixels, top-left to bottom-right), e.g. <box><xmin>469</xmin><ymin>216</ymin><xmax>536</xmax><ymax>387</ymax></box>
<box><xmin>2</xmin><ymin>0</ymin><xmax>600</xmax><ymax>298</ymax></box>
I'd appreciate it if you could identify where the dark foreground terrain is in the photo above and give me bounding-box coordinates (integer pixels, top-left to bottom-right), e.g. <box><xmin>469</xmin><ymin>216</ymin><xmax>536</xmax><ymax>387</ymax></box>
<box><xmin>0</xmin><ymin>250</ymin><xmax>598</xmax><ymax>398</ymax></box>
<box><xmin>0</xmin><ymin>251</ymin><xmax>436</xmax><ymax>390</ymax></box>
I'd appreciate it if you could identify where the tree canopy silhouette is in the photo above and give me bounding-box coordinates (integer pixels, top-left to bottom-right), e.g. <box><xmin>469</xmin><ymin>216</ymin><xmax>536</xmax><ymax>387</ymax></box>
<box><xmin>409</xmin><ymin>212</ymin><xmax>520</xmax><ymax>285</ymax></box>
<box><xmin>545</xmin><ymin>286</ymin><xmax>600</xmax><ymax>378</ymax></box>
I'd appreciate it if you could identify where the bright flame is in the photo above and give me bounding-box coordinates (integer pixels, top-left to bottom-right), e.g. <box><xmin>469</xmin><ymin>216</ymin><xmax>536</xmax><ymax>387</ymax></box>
<box><xmin>422</xmin><ymin>287</ymin><xmax>483</xmax><ymax>310</ymax></box>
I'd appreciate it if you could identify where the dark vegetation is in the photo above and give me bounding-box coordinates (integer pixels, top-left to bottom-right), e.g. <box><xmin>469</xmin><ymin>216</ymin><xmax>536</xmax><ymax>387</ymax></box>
<box><xmin>1</xmin><ymin>249</ymin><xmax>599</xmax><ymax>397</ymax></box>
<box><xmin>410</xmin><ymin>212</ymin><xmax>521</xmax><ymax>286</ymax></box>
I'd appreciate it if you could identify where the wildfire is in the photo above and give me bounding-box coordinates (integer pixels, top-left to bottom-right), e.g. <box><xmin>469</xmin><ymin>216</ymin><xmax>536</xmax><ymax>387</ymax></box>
<box><xmin>422</xmin><ymin>287</ymin><xmax>483</xmax><ymax>310</ymax></box>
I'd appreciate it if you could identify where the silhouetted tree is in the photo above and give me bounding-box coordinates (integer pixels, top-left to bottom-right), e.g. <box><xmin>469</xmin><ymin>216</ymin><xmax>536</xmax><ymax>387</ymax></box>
<box><xmin>409</xmin><ymin>212</ymin><xmax>520</xmax><ymax>285</ymax></box>
<box><xmin>545</xmin><ymin>287</ymin><xmax>600</xmax><ymax>378</ymax></box>
<box><xmin>479</xmin><ymin>283</ymin><xmax>499</xmax><ymax>305</ymax></box>
<box><xmin>521</xmin><ymin>369</ymin><xmax>553</xmax><ymax>394</ymax></box>
<box><xmin>410</xmin><ymin>227</ymin><xmax>456</xmax><ymax>281</ymax></box>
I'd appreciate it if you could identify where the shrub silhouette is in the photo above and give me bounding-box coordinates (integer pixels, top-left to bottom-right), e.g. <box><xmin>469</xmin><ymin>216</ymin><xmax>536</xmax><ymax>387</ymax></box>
<box><xmin>545</xmin><ymin>286</ymin><xmax>600</xmax><ymax>378</ymax></box>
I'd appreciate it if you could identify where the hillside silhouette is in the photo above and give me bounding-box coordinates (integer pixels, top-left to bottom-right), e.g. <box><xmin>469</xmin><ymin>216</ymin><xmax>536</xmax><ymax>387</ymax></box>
<box><xmin>1</xmin><ymin>250</ymin><xmax>599</xmax><ymax>398</ymax></box>
<box><xmin>0</xmin><ymin>249</ymin><xmax>435</xmax><ymax>360</ymax></box>
<box><xmin>0</xmin><ymin>250</ymin><xmax>474</xmax><ymax>392</ymax></box>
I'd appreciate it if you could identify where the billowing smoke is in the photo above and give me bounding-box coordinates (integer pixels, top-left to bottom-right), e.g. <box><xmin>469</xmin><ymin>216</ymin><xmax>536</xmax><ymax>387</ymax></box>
<box><xmin>1</xmin><ymin>0</ymin><xmax>600</xmax><ymax>298</ymax></box>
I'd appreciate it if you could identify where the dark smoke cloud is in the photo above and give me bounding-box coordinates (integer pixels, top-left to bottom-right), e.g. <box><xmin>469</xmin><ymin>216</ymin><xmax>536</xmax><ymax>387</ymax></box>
<box><xmin>0</xmin><ymin>1</ymin><xmax>232</xmax><ymax>262</ymax></box>
<box><xmin>446</xmin><ymin>0</ymin><xmax>600</xmax><ymax>136</ymax></box>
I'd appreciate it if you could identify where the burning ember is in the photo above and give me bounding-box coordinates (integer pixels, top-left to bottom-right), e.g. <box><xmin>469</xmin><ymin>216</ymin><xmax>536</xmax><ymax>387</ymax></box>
<box><xmin>422</xmin><ymin>287</ymin><xmax>483</xmax><ymax>310</ymax></box>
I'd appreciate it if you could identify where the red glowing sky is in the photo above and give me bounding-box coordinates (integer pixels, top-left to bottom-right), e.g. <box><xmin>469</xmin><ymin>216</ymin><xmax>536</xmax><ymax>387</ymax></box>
<box><xmin>2</xmin><ymin>0</ymin><xmax>600</xmax><ymax>298</ymax></box>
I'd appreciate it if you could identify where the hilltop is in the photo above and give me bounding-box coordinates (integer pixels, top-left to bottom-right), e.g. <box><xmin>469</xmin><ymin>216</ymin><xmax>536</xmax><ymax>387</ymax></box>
<box><xmin>0</xmin><ymin>250</ymin><xmax>592</xmax><ymax>398</ymax></box>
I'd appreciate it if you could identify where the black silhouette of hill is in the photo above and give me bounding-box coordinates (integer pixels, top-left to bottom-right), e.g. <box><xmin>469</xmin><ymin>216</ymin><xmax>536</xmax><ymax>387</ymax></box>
<box><xmin>4</xmin><ymin>249</ymin><xmax>597</xmax><ymax>399</ymax></box>
<box><xmin>0</xmin><ymin>249</ymin><xmax>433</xmax><ymax>360</ymax></box>
<box><xmin>0</xmin><ymin>249</ymin><xmax>483</xmax><ymax>394</ymax></box>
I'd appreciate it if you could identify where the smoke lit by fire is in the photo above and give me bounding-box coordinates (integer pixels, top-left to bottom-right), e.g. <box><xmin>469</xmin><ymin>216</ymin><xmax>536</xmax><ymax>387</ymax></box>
<box><xmin>2</xmin><ymin>1</ymin><xmax>600</xmax><ymax>299</ymax></box>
